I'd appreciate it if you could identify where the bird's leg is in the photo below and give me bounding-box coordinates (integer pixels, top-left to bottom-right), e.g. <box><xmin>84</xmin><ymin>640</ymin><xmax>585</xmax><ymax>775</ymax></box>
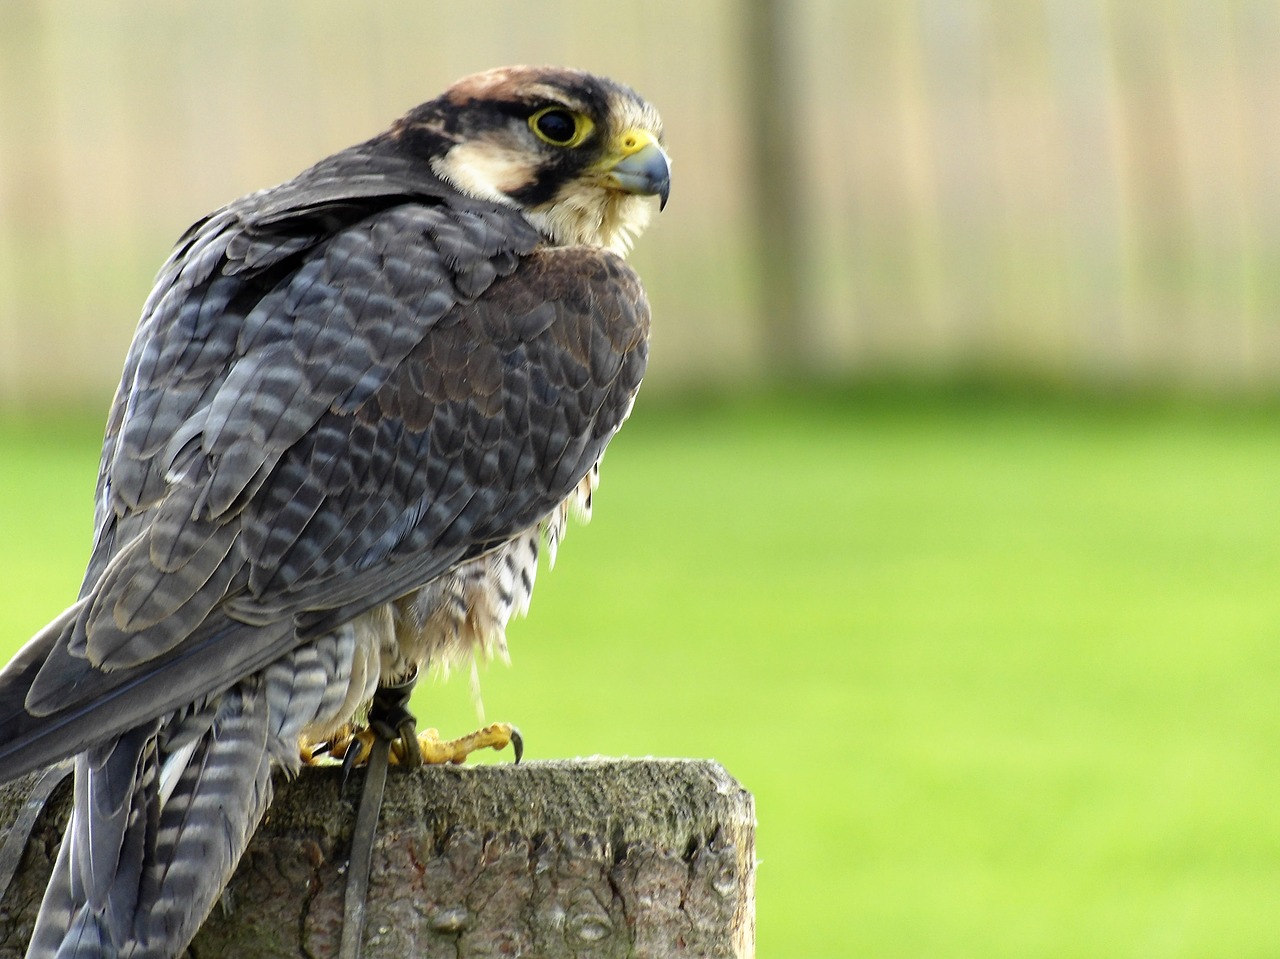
<box><xmin>374</xmin><ymin>673</ymin><xmax>523</xmax><ymax>765</ymax></box>
<box><xmin>409</xmin><ymin>722</ymin><xmax>523</xmax><ymax>765</ymax></box>
<box><xmin>312</xmin><ymin>672</ymin><xmax>522</xmax><ymax>768</ymax></box>
<box><xmin>331</xmin><ymin>673</ymin><xmax>420</xmax><ymax>777</ymax></box>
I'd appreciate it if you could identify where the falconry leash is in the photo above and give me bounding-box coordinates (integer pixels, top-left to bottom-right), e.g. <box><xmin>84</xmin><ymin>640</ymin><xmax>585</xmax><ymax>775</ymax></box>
<box><xmin>339</xmin><ymin>675</ymin><xmax>419</xmax><ymax>959</ymax></box>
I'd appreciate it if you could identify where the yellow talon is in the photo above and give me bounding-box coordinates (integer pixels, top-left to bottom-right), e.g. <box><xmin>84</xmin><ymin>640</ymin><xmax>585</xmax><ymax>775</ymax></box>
<box><xmin>299</xmin><ymin>738</ymin><xmax>325</xmax><ymax>765</ymax></box>
<box><xmin>300</xmin><ymin>724</ymin><xmax>378</xmax><ymax>766</ymax></box>
<box><xmin>303</xmin><ymin>721</ymin><xmax>522</xmax><ymax>768</ymax></box>
<box><xmin>334</xmin><ymin>727</ymin><xmax>379</xmax><ymax>766</ymax></box>
<box><xmin>401</xmin><ymin>722</ymin><xmax>522</xmax><ymax>765</ymax></box>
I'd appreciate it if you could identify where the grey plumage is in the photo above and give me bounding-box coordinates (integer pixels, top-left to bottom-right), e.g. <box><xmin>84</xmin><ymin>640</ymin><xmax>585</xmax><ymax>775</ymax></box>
<box><xmin>0</xmin><ymin>66</ymin><xmax>667</xmax><ymax>958</ymax></box>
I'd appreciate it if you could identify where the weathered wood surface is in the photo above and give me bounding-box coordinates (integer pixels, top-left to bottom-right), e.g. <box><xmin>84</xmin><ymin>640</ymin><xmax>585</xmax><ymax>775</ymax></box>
<box><xmin>0</xmin><ymin>758</ymin><xmax>755</xmax><ymax>958</ymax></box>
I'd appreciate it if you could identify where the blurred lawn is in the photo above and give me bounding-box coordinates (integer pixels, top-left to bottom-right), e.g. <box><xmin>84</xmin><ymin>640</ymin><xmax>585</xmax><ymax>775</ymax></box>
<box><xmin>3</xmin><ymin>390</ymin><xmax>1280</xmax><ymax>957</ymax></box>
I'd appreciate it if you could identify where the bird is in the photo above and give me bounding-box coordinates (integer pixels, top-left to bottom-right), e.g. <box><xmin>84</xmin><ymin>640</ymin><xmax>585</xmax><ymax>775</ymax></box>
<box><xmin>0</xmin><ymin>65</ymin><xmax>669</xmax><ymax>958</ymax></box>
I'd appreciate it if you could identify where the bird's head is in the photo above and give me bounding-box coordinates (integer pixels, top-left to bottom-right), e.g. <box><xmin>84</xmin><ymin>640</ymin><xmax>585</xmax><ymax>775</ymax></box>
<box><xmin>393</xmin><ymin>65</ymin><xmax>670</xmax><ymax>254</ymax></box>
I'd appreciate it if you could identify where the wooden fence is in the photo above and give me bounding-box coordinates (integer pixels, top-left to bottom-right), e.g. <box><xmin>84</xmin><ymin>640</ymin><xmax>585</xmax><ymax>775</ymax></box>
<box><xmin>1</xmin><ymin>0</ymin><xmax>1277</xmax><ymax>408</ymax></box>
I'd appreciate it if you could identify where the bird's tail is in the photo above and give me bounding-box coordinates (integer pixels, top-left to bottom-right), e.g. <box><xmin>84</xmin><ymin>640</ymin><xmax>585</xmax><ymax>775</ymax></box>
<box><xmin>22</xmin><ymin>628</ymin><xmax>358</xmax><ymax>959</ymax></box>
<box><xmin>24</xmin><ymin>686</ymin><xmax>276</xmax><ymax>959</ymax></box>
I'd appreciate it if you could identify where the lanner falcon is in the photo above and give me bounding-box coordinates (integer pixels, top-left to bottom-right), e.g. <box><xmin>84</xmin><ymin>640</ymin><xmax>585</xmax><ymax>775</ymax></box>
<box><xmin>0</xmin><ymin>66</ymin><xmax>669</xmax><ymax>959</ymax></box>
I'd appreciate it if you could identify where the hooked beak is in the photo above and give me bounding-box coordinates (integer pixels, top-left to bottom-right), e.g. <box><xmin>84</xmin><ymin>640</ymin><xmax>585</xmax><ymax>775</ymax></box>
<box><xmin>603</xmin><ymin>129</ymin><xmax>671</xmax><ymax>210</ymax></box>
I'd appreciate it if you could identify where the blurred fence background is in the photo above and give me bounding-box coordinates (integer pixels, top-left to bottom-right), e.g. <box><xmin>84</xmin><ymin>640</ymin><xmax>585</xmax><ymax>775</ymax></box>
<box><xmin>1</xmin><ymin>0</ymin><xmax>1277</xmax><ymax>409</ymax></box>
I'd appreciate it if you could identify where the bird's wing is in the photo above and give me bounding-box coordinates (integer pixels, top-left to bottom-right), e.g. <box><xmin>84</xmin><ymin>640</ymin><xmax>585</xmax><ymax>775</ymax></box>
<box><xmin>0</xmin><ymin>176</ymin><xmax>649</xmax><ymax>782</ymax></box>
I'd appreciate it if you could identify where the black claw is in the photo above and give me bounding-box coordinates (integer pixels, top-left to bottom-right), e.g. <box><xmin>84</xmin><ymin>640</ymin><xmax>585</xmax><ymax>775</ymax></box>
<box><xmin>510</xmin><ymin>727</ymin><xmax>523</xmax><ymax>764</ymax></box>
<box><xmin>340</xmin><ymin>743</ymin><xmax>361</xmax><ymax>788</ymax></box>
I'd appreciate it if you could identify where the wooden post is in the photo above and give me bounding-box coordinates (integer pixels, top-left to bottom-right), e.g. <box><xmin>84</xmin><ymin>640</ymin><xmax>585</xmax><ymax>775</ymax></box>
<box><xmin>0</xmin><ymin>759</ymin><xmax>755</xmax><ymax>958</ymax></box>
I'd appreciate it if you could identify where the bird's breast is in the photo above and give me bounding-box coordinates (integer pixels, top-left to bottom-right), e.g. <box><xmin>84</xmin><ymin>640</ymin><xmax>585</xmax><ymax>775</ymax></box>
<box><xmin>388</xmin><ymin>461</ymin><xmax>601</xmax><ymax>681</ymax></box>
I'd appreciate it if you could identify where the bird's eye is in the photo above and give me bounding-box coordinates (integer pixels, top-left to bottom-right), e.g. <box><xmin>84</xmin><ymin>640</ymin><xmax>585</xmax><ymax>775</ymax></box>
<box><xmin>529</xmin><ymin>107</ymin><xmax>593</xmax><ymax>148</ymax></box>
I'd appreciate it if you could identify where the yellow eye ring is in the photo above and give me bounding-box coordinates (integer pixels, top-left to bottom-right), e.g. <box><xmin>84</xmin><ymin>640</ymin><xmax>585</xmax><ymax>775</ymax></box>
<box><xmin>529</xmin><ymin>107</ymin><xmax>594</xmax><ymax>148</ymax></box>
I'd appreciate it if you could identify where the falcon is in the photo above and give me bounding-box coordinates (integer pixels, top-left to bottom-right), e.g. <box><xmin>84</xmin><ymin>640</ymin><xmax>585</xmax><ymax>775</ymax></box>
<box><xmin>0</xmin><ymin>65</ymin><xmax>669</xmax><ymax>958</ymax></box>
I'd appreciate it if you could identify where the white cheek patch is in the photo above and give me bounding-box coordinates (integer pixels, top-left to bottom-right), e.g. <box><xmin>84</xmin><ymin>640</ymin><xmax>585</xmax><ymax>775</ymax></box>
<box><xmin>431</xmin><ymin>141</ymin><xmax>533</xmax><ymax>206</ymax></box>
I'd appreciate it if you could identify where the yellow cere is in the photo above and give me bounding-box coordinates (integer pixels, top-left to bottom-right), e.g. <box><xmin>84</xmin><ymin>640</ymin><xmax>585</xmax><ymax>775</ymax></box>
<box><xmin>617</xmin><ymin>128</ymin><xmax>659</xmax><ymax>156</ymax></box>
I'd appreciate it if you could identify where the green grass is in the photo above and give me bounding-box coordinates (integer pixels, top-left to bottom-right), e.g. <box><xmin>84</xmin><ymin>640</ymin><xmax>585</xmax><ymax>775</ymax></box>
<box><xmin>4</xmin><ymin>391</ymin><xmax>1280</xmax><ymax>957</ymax></box>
